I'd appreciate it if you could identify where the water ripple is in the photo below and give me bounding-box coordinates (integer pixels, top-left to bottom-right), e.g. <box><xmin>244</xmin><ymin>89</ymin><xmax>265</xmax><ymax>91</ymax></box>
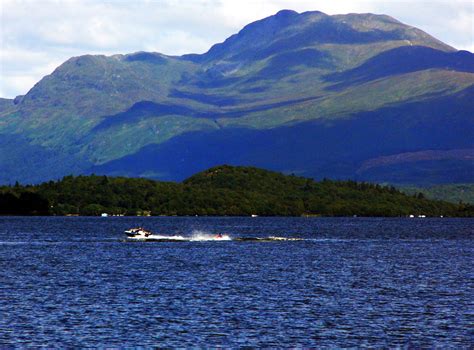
<box><xmin>0</xmin><ymin>217</ymin><xmax>472</xmax><ymax>347</ymax></box>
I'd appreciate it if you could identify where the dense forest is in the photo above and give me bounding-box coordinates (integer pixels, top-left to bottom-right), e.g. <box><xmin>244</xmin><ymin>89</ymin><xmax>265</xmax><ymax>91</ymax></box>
<box><xmin>0</xmin><ymin>165</ymin><xmax>473</xmax><ymax>216</ymax></box>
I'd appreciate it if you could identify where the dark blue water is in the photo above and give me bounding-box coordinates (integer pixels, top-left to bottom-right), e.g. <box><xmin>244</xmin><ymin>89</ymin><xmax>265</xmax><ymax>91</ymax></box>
<box><xmin>0</xmin><ymin>217</ymin><xmax>472</xmax><ymax>347</ymax></box>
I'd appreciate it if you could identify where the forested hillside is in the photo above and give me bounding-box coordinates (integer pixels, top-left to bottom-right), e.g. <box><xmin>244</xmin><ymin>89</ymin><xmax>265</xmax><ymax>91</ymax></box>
<box><xmin>0</xmin><ymin>166</ymin><xmax>472</xmax><ymax>217</ymax></box>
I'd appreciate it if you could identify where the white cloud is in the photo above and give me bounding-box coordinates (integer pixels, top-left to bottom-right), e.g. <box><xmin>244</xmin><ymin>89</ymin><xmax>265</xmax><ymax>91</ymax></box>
<box><xmin>0</xmin><ymin>0</ymin><xmax>472</xmax><ymax>98</ymax></box>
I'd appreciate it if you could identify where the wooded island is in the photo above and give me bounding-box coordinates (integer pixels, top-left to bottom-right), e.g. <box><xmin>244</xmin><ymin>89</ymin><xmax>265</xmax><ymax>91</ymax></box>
<box><xmin>1</xmin><ymin>165</ymin><xmax>472</xmax><ymax>217</ymax></box>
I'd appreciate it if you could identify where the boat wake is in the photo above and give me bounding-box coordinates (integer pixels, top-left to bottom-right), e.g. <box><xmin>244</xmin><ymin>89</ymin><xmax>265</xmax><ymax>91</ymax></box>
<box><xmin>126</xmin><ymin>229</ymin><xmax>232</xmax><ymax>242</ymax></box>
<box><xmin>125</xmin><ymin>229</ymin><xmax>303</xmax><ymax>242</ymax></box>
<box><xmin>190</xmin><ymin>230</ymin><xmax>232</xmax><ymax>241</ymax></box>
<box><xmin>234</xmin><ymin>236</ymin><xmax>304</xmax><ymax>242</ymax></box>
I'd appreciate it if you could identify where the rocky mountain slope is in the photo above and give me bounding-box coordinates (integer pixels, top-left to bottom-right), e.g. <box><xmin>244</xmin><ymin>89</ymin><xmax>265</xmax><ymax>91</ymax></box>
<box><xmin>1</xmin><ymin>10</ymin><xmax>473</xmax><ymax>184</ymax></box>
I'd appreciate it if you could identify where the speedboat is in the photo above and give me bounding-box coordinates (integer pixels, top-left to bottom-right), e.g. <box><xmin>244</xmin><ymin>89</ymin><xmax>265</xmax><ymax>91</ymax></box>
<box><xmin>124</xmin><ymin>227</ymin><xmax>153</xmax><ymax>238</ymax></box>
<box><xmin>124</xmin><ymin>228</ymin><xmax>231</xmax><ymax>242</ymax></box>
<box><xmin>125</xmin><ymin>227</ymin><xmax>188</xmax><ymax>241</ymax></box>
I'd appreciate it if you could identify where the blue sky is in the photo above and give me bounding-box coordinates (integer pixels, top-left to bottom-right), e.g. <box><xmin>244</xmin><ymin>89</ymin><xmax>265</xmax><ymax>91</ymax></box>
<box><xmin>1</xmin><ymin>0</ymin><xmax>473</xmax><ymax>98</ymax></box>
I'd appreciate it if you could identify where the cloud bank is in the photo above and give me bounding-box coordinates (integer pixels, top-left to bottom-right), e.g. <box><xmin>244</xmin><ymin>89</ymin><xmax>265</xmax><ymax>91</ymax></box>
<box><xmin>1</xmin><ymin>0</ymin><xmax>473</xmax><ymax>98</ymax></box>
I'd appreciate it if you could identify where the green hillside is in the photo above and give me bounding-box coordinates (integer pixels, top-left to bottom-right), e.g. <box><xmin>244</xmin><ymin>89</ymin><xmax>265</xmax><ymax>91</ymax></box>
<box><xmin>0</xmin><ymin>10</ymin><xmax>473</xmax><ymax>185</ymax></box>
<box><xmin>0</xmin><ymin>165</ymin><xmax>472</xmax><ymax>217</ymax></box>
<box><xmin>401</xmin><ymin>184</ymin><xmax>474</xmax><ymax>204</ymax></box>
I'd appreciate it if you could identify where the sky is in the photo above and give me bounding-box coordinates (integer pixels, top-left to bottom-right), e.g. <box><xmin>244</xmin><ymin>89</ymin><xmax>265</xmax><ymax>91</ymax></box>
<box><xmin>1</xmin><ymin>0</ymin><xmax>473</xmax><ymax>98</ymax></box>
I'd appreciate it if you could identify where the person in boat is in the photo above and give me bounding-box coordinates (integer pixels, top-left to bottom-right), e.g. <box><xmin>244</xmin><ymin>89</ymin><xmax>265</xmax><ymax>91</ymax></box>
<box><xmin>136</xmin><ymin>227</ymin><xmax>151</xmax><ymax>237</ymax></box>
<box><xmin>137</xmin><ymin>227</ymin><xmax>151</xmax><ymax>237</ymax></box>
<box><xmin>216</xmin><ymin>233</ymin><xmax>223</xmax><ymax>239</ymax></box>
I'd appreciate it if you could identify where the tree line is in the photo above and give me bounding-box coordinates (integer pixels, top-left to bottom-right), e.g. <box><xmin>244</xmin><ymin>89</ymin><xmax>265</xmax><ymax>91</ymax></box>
<box><xmin>0</xmin><ymin>165</ymin><xmax>473</xmax><ymax>217</ymax></box>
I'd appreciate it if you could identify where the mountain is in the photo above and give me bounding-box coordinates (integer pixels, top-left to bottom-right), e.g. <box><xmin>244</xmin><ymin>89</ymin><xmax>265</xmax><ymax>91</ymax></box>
<box><xmin>1</xmin><ymin>10</ymin><xmax>473</xmax><ymax>185</ymax></box>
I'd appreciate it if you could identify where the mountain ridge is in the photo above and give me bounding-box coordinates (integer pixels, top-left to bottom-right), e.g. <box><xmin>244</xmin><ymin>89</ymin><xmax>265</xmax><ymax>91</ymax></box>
<box><xmin>0</xmin><ymin>9</ymin><xmax>473</xmax><ymax>185</ymax></box>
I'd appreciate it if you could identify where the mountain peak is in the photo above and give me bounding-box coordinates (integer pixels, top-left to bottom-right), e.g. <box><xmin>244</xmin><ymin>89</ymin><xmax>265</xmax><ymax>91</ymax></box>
<box><xmin>188</xmin><ymin>9</ymin><xmax>452</xmax><ymax>64</ymax></box>
<box><xmin>274</xmin><ymin>9</ymin><xmax>299</xmax><ymax>17</ymax></box>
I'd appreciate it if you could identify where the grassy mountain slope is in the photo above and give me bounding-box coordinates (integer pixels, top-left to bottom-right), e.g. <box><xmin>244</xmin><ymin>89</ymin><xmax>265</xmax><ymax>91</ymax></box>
<box><xmin>90</xmin><ymin>85</ymin><xmax>474</xmax><ymax>183</ymax></box>
<box><xmin>0</xmin><ymin>10</ymin><xmax>473</xmax><ymax>184</ymax></box>
<box><xmin>0</xmin><ymin>98</ymin><xmax>14</xmax><ymax>113</ymax></box>
<box><xmin>400</xmin><ymin>183</ymin><xmax>474</xmax><ymax>204</ymax></box>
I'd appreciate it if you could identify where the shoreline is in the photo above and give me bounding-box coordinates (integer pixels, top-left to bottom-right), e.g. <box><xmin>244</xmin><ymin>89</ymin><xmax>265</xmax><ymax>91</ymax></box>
<box><xmin>0</xmin><ymin>214</ymin><xmax>472</xmax><ymax>218</ymax></box>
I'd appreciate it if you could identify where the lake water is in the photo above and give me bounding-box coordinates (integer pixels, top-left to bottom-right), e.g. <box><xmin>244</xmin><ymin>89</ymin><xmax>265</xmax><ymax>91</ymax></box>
<box><xmin>0</xmin><ymin>217</ymin><xmax>472</xmax><ymax>347</ymax></box>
